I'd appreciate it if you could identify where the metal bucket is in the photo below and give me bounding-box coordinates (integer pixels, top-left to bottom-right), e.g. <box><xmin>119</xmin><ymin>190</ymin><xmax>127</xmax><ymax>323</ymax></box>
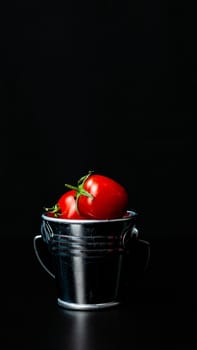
<box><xmin>33</xmin><ymin>210</ymin><xmax>150</xmax><ymax>310</ymax></box>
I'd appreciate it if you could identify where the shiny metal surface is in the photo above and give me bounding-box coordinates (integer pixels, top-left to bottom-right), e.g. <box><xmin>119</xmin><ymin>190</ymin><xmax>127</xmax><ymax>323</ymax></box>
<box><xmin>57</xmin><ymin>298</ymin><xmax>120</xmax><ymax>310</ymax></box>
<box><xmin>40</xmin><ymin>210</ymin><xmax>138</xmax><ymax>245</ymax></box>
<box><xmin>34</xmin><ymin>210</ymin><xmax>150</xmax><ymax>310</ymax></box>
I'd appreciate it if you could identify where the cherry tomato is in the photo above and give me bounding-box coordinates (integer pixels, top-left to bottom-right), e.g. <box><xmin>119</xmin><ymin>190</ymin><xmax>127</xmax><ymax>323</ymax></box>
<box><xmin>65</xmin><ymin>171</ymin><xmax>129</xmax><ymax>219</ymax></box>
<box><xmin>44</xmin><ymin>190</ymin><xmax>87</xmax><ymax>219</ymax></box>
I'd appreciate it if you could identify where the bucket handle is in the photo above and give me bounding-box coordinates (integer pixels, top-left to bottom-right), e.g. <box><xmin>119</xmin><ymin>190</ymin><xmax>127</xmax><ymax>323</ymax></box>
<box><xmin>138</xmin><ymin>239</ymin><xmax>151</xmax><ymax>272</ymax></box>
<box><xmin>33</xmin><ymin>235</ymin><xmax>55</xmax><ymax>279</ymax></box>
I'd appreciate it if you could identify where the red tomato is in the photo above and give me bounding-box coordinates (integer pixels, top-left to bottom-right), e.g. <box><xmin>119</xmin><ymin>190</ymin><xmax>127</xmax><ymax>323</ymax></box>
<box><xmin>44</xmin><ymin>190</ymin><xmax>87</xmax><ymax>219</ymax></box>
<box><xmin>65</xmin><ymin>172</ymin><xmax>129</xmax><ymax>219</ymax></box>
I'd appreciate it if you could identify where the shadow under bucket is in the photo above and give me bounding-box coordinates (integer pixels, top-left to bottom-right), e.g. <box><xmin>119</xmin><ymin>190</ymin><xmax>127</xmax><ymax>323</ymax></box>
<box><xmin>33</xmin><ymin>211</ymin><xmax>150</xmax><ymax>310</ymax></box>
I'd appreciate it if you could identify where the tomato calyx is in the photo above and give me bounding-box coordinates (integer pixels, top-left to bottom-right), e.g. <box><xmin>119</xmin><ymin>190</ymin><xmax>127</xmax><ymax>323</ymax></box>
<box><xmin>65</xmin><ymin>171</ymin><xmax>94</xmax><ymax>212</ymax></box>
<box><xmin>44</xmin><ymin>204</ymin><xmax>61</xmax><ymax>217</ymax></box>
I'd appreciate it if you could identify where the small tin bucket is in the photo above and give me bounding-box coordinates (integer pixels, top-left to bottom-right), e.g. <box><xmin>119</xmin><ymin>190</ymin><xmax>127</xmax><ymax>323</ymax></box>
<box><xmin>33</xmin><ymin>210</ymin><xmax>150</xmax><ymax>310</ymax></box>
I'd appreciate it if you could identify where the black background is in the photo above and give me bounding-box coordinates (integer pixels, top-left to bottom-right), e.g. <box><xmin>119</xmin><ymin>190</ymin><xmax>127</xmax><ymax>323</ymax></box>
<box><xmin>1</xmin><ymin>0</ymin><xmax>196</xmax><ymax>237</ymax></box>
<box><xmin>1</xmin><ymin>1</ymin><xmax>196</xmax><ymax>349</ymax></box>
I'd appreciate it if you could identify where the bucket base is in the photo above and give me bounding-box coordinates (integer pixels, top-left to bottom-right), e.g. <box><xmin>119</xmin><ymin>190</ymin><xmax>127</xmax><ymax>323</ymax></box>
<box><xmin>57</xmin><ymin>298</ymin><xmax>120</xmax><ymax>310</ymax></box>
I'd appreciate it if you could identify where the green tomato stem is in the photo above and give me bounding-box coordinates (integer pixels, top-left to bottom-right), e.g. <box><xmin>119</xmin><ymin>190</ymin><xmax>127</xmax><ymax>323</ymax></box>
<box><xmin>64</xmin><ymin>184</ymin><xmax>79</xmax><ymax>191</ymax></box>
<box><xmin>65</xmin><ymin>171</ymin><xmax>95</xmax><ymax>215</ymax></box>
<box><xmin>65</xmin><ymin>183</ymin><xmax>94</xmax><ymax>200</ymax></box>
<box><xmin>43</xmin><ymin>203</ymin><xmax>61</xmax><ymax>217</ymax></box>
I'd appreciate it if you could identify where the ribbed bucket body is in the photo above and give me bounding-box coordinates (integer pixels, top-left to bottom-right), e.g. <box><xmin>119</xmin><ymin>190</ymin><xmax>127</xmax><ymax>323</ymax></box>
<box><xmin>41</xmin><ymin>211</ymin><xmax>138</xmax><ymax>309</ymax></box>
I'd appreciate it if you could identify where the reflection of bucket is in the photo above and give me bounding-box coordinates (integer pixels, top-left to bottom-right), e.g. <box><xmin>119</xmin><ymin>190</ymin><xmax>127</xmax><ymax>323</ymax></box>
<box><xmin>33</xmin><ymin>211</ymin><xmax>150</xmax><ymax>310</ymax></box>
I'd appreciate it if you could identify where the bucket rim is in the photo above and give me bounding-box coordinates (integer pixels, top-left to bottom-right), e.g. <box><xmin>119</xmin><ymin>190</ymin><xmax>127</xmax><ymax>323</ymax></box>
<box><xmin>41</xmin><ymin>210</ymin><xmax>137</xmax><ymax>224</ymax></box>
